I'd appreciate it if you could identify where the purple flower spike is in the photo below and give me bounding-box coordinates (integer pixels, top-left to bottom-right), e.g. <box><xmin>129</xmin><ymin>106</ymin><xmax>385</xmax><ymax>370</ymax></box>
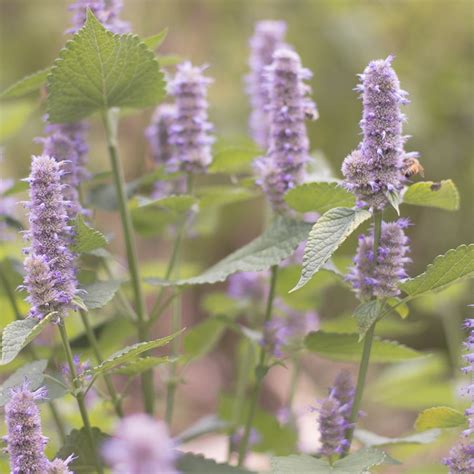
<box><xmin>316</xmin><ymin>397</ymin><xmax>349</xmax><ymax>458</ymax></box>
<box><xmin>68</xmin><ymin>0</ymin><xmax>131</xmax><ymax>34</ymax></box>
<box><xmin>255</xmin><ymin>48</ymin><xmax>318</xmax><ymax>213</ymax></box>
<box><xmin>330</xmin><ymin>370</ymin><xmax>355</xmax><ymax>423</ymax></box>
<box><xmin>22</xmin><ymin>155</ymin><xmax>77</xmax><ymax>320</ymax></box>
<box><xmin>48</xmin><ymin>455</ymin><xmax>76</xmax><ymax>474</ymax></box>
<box><xmin>444</xmin><ymin>442</ymin><xmax>474</xmax><ymax>474</ymax></box>
<box><xmin>463</xmin><ymin>318</ymin><xmax>474</xmax><ymax>437</ymax></box>
<box><xmin>227</xmin><ymin>271</ymin><xmax>269</xmax><ymax>303</ymax></box>
<box><xmin>342</xmin><ymin>56</ymin><xmax>417</xmax><ymax>210</ymax></box>
<box><xmin>4</xmin><ymin>382</ymin><xmax>50</xmax><ymax>474</ymax></box>
<box><xmin>102</xmin><ymin>414</ymin><xmax>179</xmax><ymax>474</ymax></box>
<box><xmin>347</xmin><ymin>218</ymin><xmax>411</xmax><ymax>300</ymax></box>
<box><xmin>168</xmin><ymin>62</ymin><xmax>214</xmax><ymax>174</ymax></box>
<box><xmin>246</xmin><ymin>20</ymin><xmax>287</xmax><ymax>147</ymax></box>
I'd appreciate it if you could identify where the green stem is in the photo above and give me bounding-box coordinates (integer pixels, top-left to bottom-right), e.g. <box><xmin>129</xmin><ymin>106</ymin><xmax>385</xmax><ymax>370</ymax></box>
<box><xmin>58</xmin><ymin>322</ymin><xmax>103</xmax><ymax>474</ymax></box>
<box><xmin>237</xmin><ymin>265</ymin><xmax>278</xmax><ymax>466</ymax></box>
<box><xmin>343</xmin><ymin>211</ymin><xmax>383</xmax><ymax>455</ymax></box>
<box><xmin>101</xmin><ymin>109</ymin><xmax>154</xmax><ymax>415</ymax></box>
<box><xmin>79</xmin><ymin>310</ymin><xmax>124</xmax><ymax>417</ymax></box>
<box><xmin>441</xmin><ymin>308</ymin><xmax>463</xmax><ymax>371</ymax></box>
<box><xmin>0</xmin><ymin>266</ymin><xmax>67</xmax><ymax>442</ymax></box>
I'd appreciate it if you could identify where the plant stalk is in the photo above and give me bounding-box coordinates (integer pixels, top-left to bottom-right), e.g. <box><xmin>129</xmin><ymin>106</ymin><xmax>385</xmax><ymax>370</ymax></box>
<box><xmin>237</xmin><ymin>265</ymin><xmax>278</xmax><ymax>466</ymax></box>
<box><xmin>58</xmin><ymin>322</ymin><xmax>103</xmax><ymax>474</ymax></box>
<box><xmin>79</xmin><ymin>310</ymin><xmax>124</xmax><ymax>417</ymax></box>
<box><xmin>101</xmin><ymin>109</ymin><xmax>154</xmax><ymax>414</ymax></box>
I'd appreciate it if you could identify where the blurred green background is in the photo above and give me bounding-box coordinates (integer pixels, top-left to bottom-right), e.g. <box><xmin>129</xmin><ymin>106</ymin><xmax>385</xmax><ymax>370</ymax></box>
<box><xmin>0</xmin><ymin>1</ymin><xmax>473</xmax><ymax>471</ymax></box>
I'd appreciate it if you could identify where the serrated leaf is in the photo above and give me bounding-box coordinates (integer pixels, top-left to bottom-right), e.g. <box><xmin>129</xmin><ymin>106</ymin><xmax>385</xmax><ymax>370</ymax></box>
<box><xmin>208</xmin><ymin>146</ymin><xmax>261</xmax><ymax>174</ymax></box>
<box><xmin>177</xmin><ymin>453</ymin><xmax>254</xmax><ymax>473</ymax></box>
<box><xmin>400</xmin><ymin>244</ymin><xmax>474</xmax><ymax>297</ymax></box>
<box><xmin>55</xmin><ymin>427</ymin><xmax>108</xmax><ymax>473</ymax></box>
<box><xmin>284</xmin><ymin>182</ymin><xmax>355</xmax><ymax>214</ymax></box>
<box><xmin>81</xmin><ymin>280</ymin><xmax>121</xmax><ymax>310</ymax></box>
<box><xmin>402</xmin><ymin>179</ymin><xmax>460</xmax><ymax>211</ymax></box>
<box><xmin>414</xmin><ymin>406</ymin><xmax>466</xmax><ymax>431</ymax></box>
<box><xmin>271</xmin><ymin>448</ymin><xmax>395</xmax><ymax>473</ymax></box>
<box><xmin>87</xmin><ymin>330</ymin><xmax>182</xmax><ymax>376</ymax></box>
<box><xmin>108</xmin><ymin>356</ymin><xmax>172</xmax><ymax>375</ymax></box>
<box><xmin>0</xmin><ymin>360</ymin><xmax>47</xmax><ymax>405</ymax></box>
<box><xmin>304</xmin><ymin>331</ymin><xmax>423</xmax><ymax>363</ymax></box>
<box><xmin>291</xmin><ymin>208</ymin><xmax>371</xmax><ymax>292</ymax></box>
<box><xmin>47</xmin><ymin>11</ymin><xmax>165</xmax><ymax>122</ymax></box>
<box><xmin>353</xmin><ymin>300</ymin><xmax>383</xmax><ymax>341</ymax></box>
<box><xmin>1</xmin><ymin>313</ymin><xmax>56</xmax><ymax>365</ymax></box>
<box><xmin>72</xmin><ymin>214</ymin><xmax>108</xmax><ymax>253</ymax></box>
<box><xmin>1</xmin><ymin>68</ymin><xmax>49</xmax><ymax>99</ymax></box>
<box><xmin>172</xmin><ymin>217</ymin><xmax>312</xmax><ymax>286</ymax></box>
<box><xmin>142</xmin><ymin>28</ymin><xmax>168</xmax><ymax>50</ymax></box>
<box><xmin>354</xmin><ymin>428</ymin><xmax>440</xmax><ymax>447</ymax></box>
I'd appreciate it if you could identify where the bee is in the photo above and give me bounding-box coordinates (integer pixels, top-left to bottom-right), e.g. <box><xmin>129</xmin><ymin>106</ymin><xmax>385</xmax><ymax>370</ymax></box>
<box><xmin>402</xmin><ymin>156</ymin><xmax>424</xmax><ymax>179</ymax></box>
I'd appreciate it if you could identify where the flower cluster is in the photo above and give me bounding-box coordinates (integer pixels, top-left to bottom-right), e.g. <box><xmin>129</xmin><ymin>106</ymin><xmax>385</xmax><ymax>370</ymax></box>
<box><xmin>102</xmin><ymin>414</ymin><xmax>179</xmax><ymax>474</ymax></box>
<box><xmin>315</xmin><ymin>371</ymin><xmax>355</xmax><ymax>458</ymax></box>
<box><xmin>167</xmin><ymin>62</ymin><xmax>214</xmax><ymax>174</ymax></box>
<box><xmin>227</xmin><ymin>271</ymin><xmax>268</xmax><ymax>303</ymax></box>
<box><xmin>462</xmin><ymin>318</ymin><xmax>474</xmax><ymax>436</ymax></box>
<box><xmin>255</xmin><ymin>48</ymin><xmax>317</xmax><ymax>213</ymax></box>
<box><xmin>61</xmin><ymin>354</ymin><xmax>92</xmax><ymax>384</ymax></box>
<box><xmin>4</xmin><ymin>382</ymin><xmax>74</xmax><ymax>474</ymax></box>
<box><xmin>245</xmin><ymin>20</ymin><xmax>287</xmax><ymax>148</ymax></box>
<box><xmin>22</xmin><ymin>155</ymin><xmax>77</xmax><ymax>320</ymax></box>
<box><xmin>342</xmin><ymin>56</ymin><xmax>417</xmax><ymax>210</ymax></box>
<box><xmin>68</xmin><ymin>0</ymin><xmax>130</xmax><ymax>34</ymax></box>
<box><xmin>346</xmin><ymin>218</ymin><xmax>411</xmax><ymax>301</ymax></box>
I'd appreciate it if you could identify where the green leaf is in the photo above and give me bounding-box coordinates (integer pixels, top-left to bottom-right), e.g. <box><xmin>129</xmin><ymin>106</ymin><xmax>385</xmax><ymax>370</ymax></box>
<box><xmin>284</xmin><ymin>182</ymin><xmax>355</xmax><ymax>214</ymax></box>
<box><xmin>291</xmin><ymin>208</ymin><xmax>371</xmax><ymax>292</ymax></box>
<box><xmin>142</xmin><ymin>28</ymin><xmax>168</xmax><ymax>50</ymax></box>
<box><xmin>402</xmin><ymin>180</ymin><xmax>460</xmax><ymax>211</ymax></box>
<box><xmin>0</xmin><ymin>360</ymin><xmax>47</xmax><ymax>405</ymax></box>
<box><xmin>81</xmin><ymin>280</ymin><xmax>121</xmax><ymax>310</ymax></box>
<box><xmin>0</xmin><ymin>100</ymin><xmax>36</xmax><ymax>142</ymax></box>
<box><xmin>183</xmin><ymin>319</ymin><xmax>226</xmax><ymax>361</ymax></box>
<box><xmin>47</xmin><ymin>11</ymin><xmax>165</xmax><ymax>122</ymax></box>
<box><xmin>177</xmin><ymin>453</ymin><xmax>254</xmax><ymax>473</ymax></box>
<box><xmin>174</xmin><ymin>217</ymin><xmax>312</xmax><ymax>286</ymax></box>
<box><xmin>108</xmin><ymin>356</ymin><xmax>172</xmax><ymax>375</ymax></box>
<box><xmin>56</xmin><ymin>427</ymin><xmax>109</xmax><ymax>473</ymax></box>
<box><xmin>414</xmin><ymin>406</ymin><xmax>467</xmax><ymax>431</ymax></box>
<box><xmin>353</xmin><ymin>300</ymin><xmax>383</xmax><ymax>341</ymax></box>
<box><xmin>1</xmin><ymin>313</ymin><xmax>56</xmax><ymax>365</ymax></box>
<box><xmin>271</xmin><ymin>448</ymin><xmax>395</xmax><ymax>473</ymax></box>
<box><xmin>0</xmin><ymin>68</ymin><xmax>49</xmax><ymax>99</ymax></box>
<box><xmin>400</xmin><ymin>244</ymin><xmax>474</xmax><ymax>297</ymax></box>
<box><xmin>354</xmin><ymin>428</ymin><xmax>440</xmax><ymax>447</ymax></box>
<box><xmin>304</xmin><ymin>331</ymin><xmax>423</xmax><ymax>363</ymax></box>
<box><xmin>87</xmin><ymin>330</ymin><xmax>182</xmax><ymax>376</ymax></box>
<box><xmin>131</xmin><ymin>195</ymin><xmax>197</xmax><ymax>237</ymax></box>
<box><xmin>209</xmin><ymin>145</ymin><xmax>262</xmax><ymax>174</ymax></box>
<box><xmin>198</xmin><ymin>185</ymin><xmax>258</xmax><ymax>209</ymax></box>
<box><xmin>385</xmin><ymin>189</ymin><xmax>401</xmax><ymax>215</ymax></box>
<box><xmin>72</xmin><ymin>214</ymin><xmax>108</xmax><ymax>253</ymax></box>
<box><xmin>175</xmin><ymin>415</ymin><xmax>229</xmax><ymax>444</ymax></box>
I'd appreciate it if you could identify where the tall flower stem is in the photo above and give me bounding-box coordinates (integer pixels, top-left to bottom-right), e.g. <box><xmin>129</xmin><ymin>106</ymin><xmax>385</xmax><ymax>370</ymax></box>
<box><xmin>343</xmin><ymin>211</ymin><xmax>383</xmax><ymax>455</ymax></box>
<box><xmin>101</xmin><ymin>109</ymin><xmax>154</xmax><ymax>414</ymax></box>
<box><xmin>237</xmin><ymin>265</ymin><xmax>279</xmax><ymax>466</ymax></box>
<box><xmin>164</xmin><ymin>174</ymin><xmax>194</xmax><ymax>427</ymax></box>
<box><xmin>0</xmin><ymin>266</ymin><xmax>67</xmax><ymax>443</ymax></box>
<box><xmin>79</xmin><ymin>310</ymin><xmax>124</xmax><ymax>417</ymax></box>
<box><xmin>58</xmin><ymin>321</ymin><xmax>103</xmax><ymax>474</ymax></box>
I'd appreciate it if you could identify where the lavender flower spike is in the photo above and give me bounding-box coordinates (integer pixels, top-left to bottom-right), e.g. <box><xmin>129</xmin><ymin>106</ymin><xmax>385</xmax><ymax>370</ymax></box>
<box><xmin>22</xmin><ymin>155</ymin><xmax>77</xmax><ymax>320</ymax></box>
<box><xmin>245</xmin><ymin>20</ymin><xmax>287</xmax><ymax>147</ymax></box>
<box><xmin>102</xmin><ymin>414</ymin><xmax>179</xmax><ymax>474</ymax></box>
<box><xmin>68</xmin><ymin>0</ymin><xmax>131</xmax><ymax>34</ymax></box>
<box><xmin>444</xmin><ymin>442</ymin><xmax>474</xmax><ymax>474</ymax></box>
<box><xmin>462</xmin><ymin>318</ymin><xmax>474</xmax><ymax>436</ymax></box>
<box><xmin>330</xmin><ymin>370</ymin><xmax>355</xmax><ymax>423</ymax></box>
<box><xmin>316</xmin><ymin>397</ymin><xmax>349</xmax><ymax>458</ymax></box>
<box><xmin>255</xmin><ymin>48</ymin><xmax>318</xmax><ymax>213</ymax></box>
<box><xmin>4</xmin><ymin>382</ymin><xmax>50</xmax><ymax>474</ymax></box>
<box><xmin>342</xmin><ymin>56</ymin><xmax>417</xmax><ymax>210</ymax></box>
<box><xmin>347</xmin><ymin>218</ymin><xmax>411</xmax><ymax>301</ymax></box>
<box><xmin>168</xmin><ymin>62</ymin><xmax>214</xmax><ymax>174</ymax></box>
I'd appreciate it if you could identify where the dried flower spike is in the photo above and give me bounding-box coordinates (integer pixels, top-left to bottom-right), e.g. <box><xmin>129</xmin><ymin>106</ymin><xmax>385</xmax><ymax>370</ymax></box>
<box><xmin>102</xmin><ymin>414</ymin><xmax>179</xmax><ymax>474</ymax></box>
<box><xmin>347</xmin><ymin>218</ymin><xmax>411</xmax><ymax>301</ymax></box>
<box><xmin>255</xmin><ymin>48</ymin><xmax>317</xmax><ymax>213</ymax></box>
<box><xmin>245</xmin><ymin>20</ymin><xmax>287</xmax><ymax>147</ymax></box>
<box><xmin>168</xmin><ymin>62</ymin><xmax>214</xmax><ymax>174</ymax></box>
<box><xmin>342</xmin><ymin>56</ymin><xmax>418</xmax><ymax>210</ymax></box>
